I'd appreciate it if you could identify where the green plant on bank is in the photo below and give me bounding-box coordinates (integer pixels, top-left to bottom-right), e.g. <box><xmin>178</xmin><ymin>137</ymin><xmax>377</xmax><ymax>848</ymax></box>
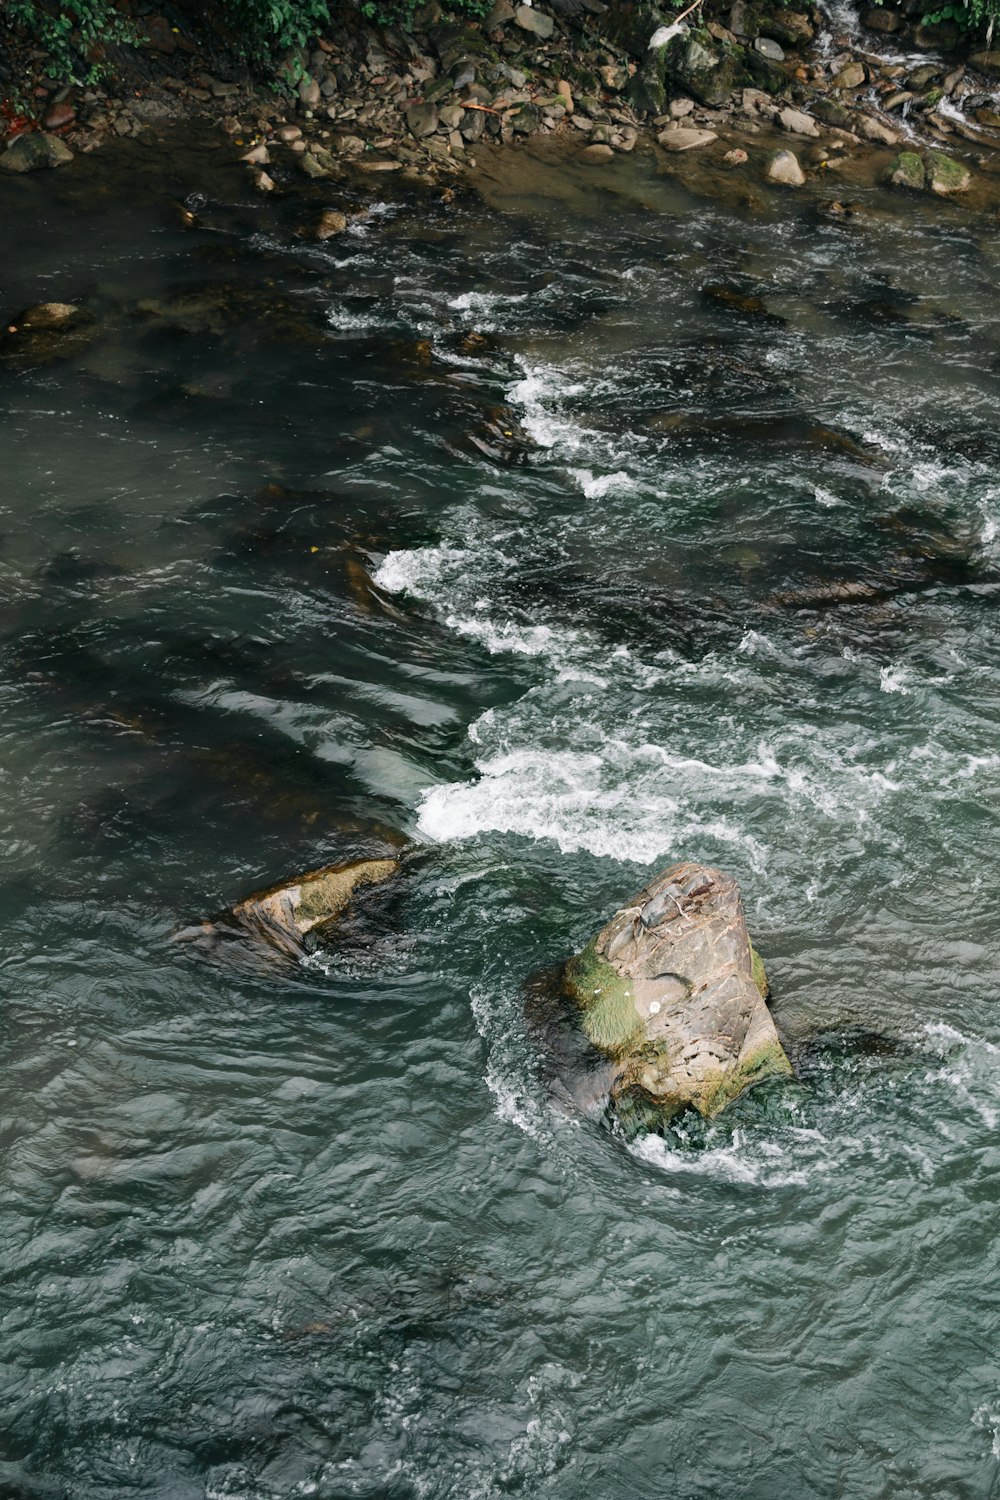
<box><xmin>6</xmin><ymin>0</ymin><xmax>141</xmax><ymax>84</ymax></box>
<box><xmin>921</xmin><ymin>0</ymin><xmax>997</xmax><ymax>31</ymax></box>
<box><xmin>358</xmin><ymin>0</ymin><xmax>490</xmax><ymax>28</ymax></box>
<box><xmin>221</xmin><ymin>0</ymin><xmax>331</xmax><ymax>65</ymax></box>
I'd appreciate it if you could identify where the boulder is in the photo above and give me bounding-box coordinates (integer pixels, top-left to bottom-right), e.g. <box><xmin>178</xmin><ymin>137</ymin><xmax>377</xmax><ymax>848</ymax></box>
<box><xmin>971</xmin><ymin>49</ymin><xmax>1000</xmax><ymax>76</ymax></box>
<box><xmin>887</xmin><ymin>149</ymin><xmax>926</xmax><ymax>189</ymax></box>
<box><xmin>759</xmin><ymin>8</ymin><xmax>814</xmax><ymax>45</ymax></box>
<box><xmin>0</xmin><ymin>132</ymin><xmax>73</xmax><ymax>172</ymax></box>
<box><xmin>778</xmin><ymin>106</ymin><xmax>819</xmax><ymax>135</ymax></box>
<box><xmin>765</xmin><ymin>147</ymin><xmax>806</xmax><ymax>185</ymax></box>
<box><xmin>857</xmin><ymin>114</ymin><xmax>901</xmax><ymax>145</ymax></box>
<box><xmin>861</xmin><ymin>5</ymin><xmax>903</xmax><ymax>30</ymax></box>
<box><xmin>406</xmin><ymin>102</ymin><xmax>439</xmax><ymax>137</ymax></box>
<box><xmin>315</xmin><ymin>209</ymin><xmax>348</xmax><ymax>239</ymax></box>
<box><xmin>832</xmin><ymin>60</ymin><xmax>866</xmax><ymax>90</ymax></box>
<box><xmin>560</xmin><ymin>862</ymin><xmax>792</xmax><ymax>1129</ymax></box>
<box><xmin>662</xmin><ymin>34</ymin><xmax>742</xmax><ymax>107</ymax></box>
<box><xmin>178</xmin><ymin>857</ymin><xmax>401</xmax><ymax>961</ymax></box>
<box><xmin>601</xmin><ymin>1</ymin><xmax>671</xmax><ymax>57</ymax></box>
<box><xmin>515</xmin><ymin>3</ymin><xmax>554</xmax><ymax>37</ymax></box>
<box><xmin>657</xmin><ymin>125</ymin><xmax>718</xmax><ymax>150</ymax></box>
<box><xmin>9</xmin><ymin>301</ymin><xmax>84</xmax><ymax>330</ymax></box>
<box><xmin>926</xmin><ymin>149</ymin><xmax>970</xmax><ymax>193</ymax></box>
<box><xmin>753</xmin><ymin>34</ymin><xmax>785</xmax><ymax>60</ymax></box>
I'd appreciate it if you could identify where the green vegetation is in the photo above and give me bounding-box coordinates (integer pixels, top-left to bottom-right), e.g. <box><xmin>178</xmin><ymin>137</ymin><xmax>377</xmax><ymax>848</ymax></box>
<box><xmin>358</xmin><ymin>0</ymin><xmax>489</xmax><ymax>23</ymax></box>
<box><xmin>5</xmin><ymin>0</ymin><xmax>141</xmax><ymax>85</ymax></box>
<box><xmin>563</xmin><ymin>941</ymin><xmax>644</xmax><ymax>1056</ymax></box>
<box><xmin>224</xmin><ymin>0</ymin><xmax>331</xmax><ymax>65</ymax></box>
<box><xmin>921</xmin><ymin>0</ymin><xmax>998</xmax><ymax>31</ymax></box>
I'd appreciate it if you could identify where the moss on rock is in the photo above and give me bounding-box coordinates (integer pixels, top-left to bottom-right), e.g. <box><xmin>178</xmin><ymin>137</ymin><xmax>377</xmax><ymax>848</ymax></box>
<box><xmin>563</xmin><ymin>941</ymin><xmax>644</xmax><ymax>1056</ymax></box>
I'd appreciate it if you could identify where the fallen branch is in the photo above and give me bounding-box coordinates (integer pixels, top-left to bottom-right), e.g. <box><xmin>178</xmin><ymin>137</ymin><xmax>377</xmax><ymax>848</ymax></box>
<box><xmin>672</xmin><ymin>0</ymin><xmax>705</xmax><ymax>24</ymax></box>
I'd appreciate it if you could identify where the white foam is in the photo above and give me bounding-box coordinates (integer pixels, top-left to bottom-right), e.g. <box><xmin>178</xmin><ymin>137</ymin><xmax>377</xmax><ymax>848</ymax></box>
<box><xmin>568</xmin><ymin>467</ymin><xmax>637</xmax><ymax>499</ymax></box>
<box><xmin>631</xmin><ymin>1129</ymin><xmax>825</xmax><ymax>1188</ymax></box>
<box><xmin>415</xmin><ymin>745</ymin><xmax>770</xmax><ymax>867</ymax></box>
<box><xmin>973</xmin><ymin>1400</ymin><xmax>1000</xmax><ymax>1459</ymax></box>
<box><xmin>879</xmin><ymin>664</ymin><xmax>911</xmax><ymax>695</ymax></box>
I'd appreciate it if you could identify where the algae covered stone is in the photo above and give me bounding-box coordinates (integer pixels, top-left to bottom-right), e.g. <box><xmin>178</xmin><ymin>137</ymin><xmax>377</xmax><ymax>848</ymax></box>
<box><xmin>231</xmin><ymin>858</ymin><xmax>400</xmax><ymax>954</ymax></box>
<box><xmin>178</xmin><ymin>856</ymin><xmax>402</xmax><ymax>962</ymax></box>
<box><xmin>926</xmin><ymin>151</ymin><xmax>970</xmax><ymax>195</ymax></box>
<box><xmin>888</xmin><ymin>151</ymin><xmax>926</xmax><ymax>191</ymax></box>
<box><xmin>562</xmin><ymin>861</ymin><xmax>792</xmax><ymax>1128</ymax></box>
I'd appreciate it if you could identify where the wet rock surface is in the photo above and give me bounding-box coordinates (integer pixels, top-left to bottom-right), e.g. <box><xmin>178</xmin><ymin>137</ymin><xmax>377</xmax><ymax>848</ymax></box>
<box><xmin>551</xmin><ymin>862</ymin><xmax>792</xmax><ymax>1133</ymax></box>
<box><xmin>179</xmin><ymin>857</ymin><xmax>402</xmax><ymax>962</ymax></box>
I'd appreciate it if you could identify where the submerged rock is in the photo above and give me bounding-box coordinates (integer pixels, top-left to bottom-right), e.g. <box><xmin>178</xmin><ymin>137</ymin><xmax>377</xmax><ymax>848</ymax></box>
<box><xmin>557</xmin><ymin>862</ymin><xmax>792</xmax><ymax>1131</ymax></box>
<box><xmin>179</xmin><ymin>857</ymin><xmax>401</xmax><ymax>961</ymax></box>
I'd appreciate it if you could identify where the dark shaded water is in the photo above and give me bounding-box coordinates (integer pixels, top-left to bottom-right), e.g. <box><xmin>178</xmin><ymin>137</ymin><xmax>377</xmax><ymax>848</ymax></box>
<box><xmin>3</xmin><ymin>132</ymin><xmax>1000</xmax><ymax>1499</ymax></box>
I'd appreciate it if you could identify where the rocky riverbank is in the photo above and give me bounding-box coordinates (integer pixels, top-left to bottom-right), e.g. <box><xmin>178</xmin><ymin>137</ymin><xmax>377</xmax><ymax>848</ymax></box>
<box><xmin>3</xmin><ymin>0</ymin><xmax>1000</xmax><ymax>214</ymax></box>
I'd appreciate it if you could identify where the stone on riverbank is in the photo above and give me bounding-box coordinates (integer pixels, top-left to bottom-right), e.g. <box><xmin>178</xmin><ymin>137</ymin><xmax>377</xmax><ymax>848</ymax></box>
<box><xmin>515</xmin><ymin>4</ymin><xmax>554</xmax><ymax>39</ymax></box>
<box><xmin>658</xmin><ymin>126</ymin><xmax>718</xmax><ymax>150</ymax></box>
<box><xmin>561</xmin><ymin>862</ymin><xmax>792</xmax><ymax>1129</ymax></box>
<box><xmin>778</xmin><ymin>106</ymin><xmax>819</xmax><ymax>137</ymax></box>
<box><xmin>662</xmin><ymin>34</ymin><xmax>741</xmax><ymax>108</ymax></box>
<box><xmin>1</xmin><ymin>132</ymin><xmax>74</xmax><ymax>172</ymax></box>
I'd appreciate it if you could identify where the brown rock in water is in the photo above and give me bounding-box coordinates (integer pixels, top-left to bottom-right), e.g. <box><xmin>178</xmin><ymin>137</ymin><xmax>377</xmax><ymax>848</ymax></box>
<box><xmin>178</xmin><ymin>857</ymin><xmax>402</xmax><ymax>961</ymax></box>
<box><xmin>561</xmin><ymin>862</ymin><xmax>791</xmax><ymax>1129</ymax></box>
<box><xmin>315</xmin><ymin>209</ymin><xmax>348</xmax><ymax>239</ymax></box>
<box><xmin>657</xmin><ymin>126</ymin><xmax>718</xmax><ymax>151</ymax></box>
<box><xmin>10</xmin><ymin>302</ymin><xmax>84</xmax><ymax>330</ymax></box>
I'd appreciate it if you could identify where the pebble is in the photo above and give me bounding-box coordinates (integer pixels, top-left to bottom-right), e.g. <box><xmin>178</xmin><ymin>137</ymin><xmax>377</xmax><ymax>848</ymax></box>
<box><xmin>580</xmin><ymin>142</ymin><xmax>614</xmax><ymax>160</ymax></box>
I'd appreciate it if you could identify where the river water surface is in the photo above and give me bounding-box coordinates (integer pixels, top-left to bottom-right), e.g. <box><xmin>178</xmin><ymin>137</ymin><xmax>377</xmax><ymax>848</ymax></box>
<box><xmin>3</xmin><ymin>133</ymin><xmax>1000</xmax><ymax>1499</ymax></box>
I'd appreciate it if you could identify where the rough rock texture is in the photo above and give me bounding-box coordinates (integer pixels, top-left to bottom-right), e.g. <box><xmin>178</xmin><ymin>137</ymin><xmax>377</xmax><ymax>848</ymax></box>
<box><xmin>515</xmin><ymin>4</ymin><xmax>555</xmax><ymax>38</ymax></box>
<box><xmin>0</xmin><ymin>132</ymin><xmax>73</xmax><ymax>172</ymax></box>
<box><xmin>562</xmin><ymin>862</ymin><xmax>792</xmax><ymax>1127</ymax></box>
<box><xmin>658</xmin><ymin>126</ymin><xmax>718</xmax><ymax>150</ymax></box>
<box><xmin>765</xmin><ymin>147</ymin><xmax>806</xmax><ymax>185</ymax></box>
<box><xmin>926</xmin><ymin>150</ymin><xmax>971</xmax><ymax>194</ymax></box>
<box><xmin>662</xmin><ymin>34</ymin><xmax>741</xmax><ymax>108</ymax></box>
<box><xmin>888</xmin><ymin>149</ymin><xmax>927</xmax><ymax>190</ymax></box>
<box><xmin>778</xmin><ymin>106</ymin><xmax>819</xmax><ymax>137</ymax></box>
<box><xmin>229</xmin><ymin>858</ymin><xmax>400</xmax><ymax>956</ymax></box>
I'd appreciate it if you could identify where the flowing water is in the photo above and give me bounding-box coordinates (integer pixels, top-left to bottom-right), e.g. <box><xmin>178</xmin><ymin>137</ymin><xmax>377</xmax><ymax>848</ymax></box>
<box><xmin>3</xmin><ymin>132</ymin><xmax>1000</xmax><ymax>1499</ymax></box>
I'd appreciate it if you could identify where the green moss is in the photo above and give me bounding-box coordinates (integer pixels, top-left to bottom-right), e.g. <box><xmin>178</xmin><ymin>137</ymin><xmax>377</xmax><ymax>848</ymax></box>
<box><xmin>926</xmin><ymin>150</ymin><xmax>971</xmax><ymax>194</ymax></box>
<box><xmin>700</xmin><ymin>1037</ymin><xmax>794</xmax><ymax>1118</ymax></box>
<box><xmin>563</xmin><ymin>941</ymin><xmax>643</xmax><ymax>1056</ymax></box>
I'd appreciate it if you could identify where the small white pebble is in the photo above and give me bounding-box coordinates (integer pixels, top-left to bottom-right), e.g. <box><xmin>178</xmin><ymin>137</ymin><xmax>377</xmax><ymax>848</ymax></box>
<box><xmin>648</xmin><ymin>1000</ymin><xmax>661</xmax><ymax>1016</ymax></box>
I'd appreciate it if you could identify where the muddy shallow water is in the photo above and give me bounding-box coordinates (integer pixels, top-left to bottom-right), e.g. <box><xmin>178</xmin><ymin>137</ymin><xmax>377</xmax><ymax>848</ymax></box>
<box><xmin>3</xmin><ymin>128</ymin><xmax>1000</xmax><ymax>1498</ymax></box>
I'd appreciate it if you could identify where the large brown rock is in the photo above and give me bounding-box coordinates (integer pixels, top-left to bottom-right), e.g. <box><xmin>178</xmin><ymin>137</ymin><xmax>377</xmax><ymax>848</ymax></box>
<box><xmin>561</xmin><ymin>861</ymin><xmax>792</xmax><ymax>1128</ymax></box>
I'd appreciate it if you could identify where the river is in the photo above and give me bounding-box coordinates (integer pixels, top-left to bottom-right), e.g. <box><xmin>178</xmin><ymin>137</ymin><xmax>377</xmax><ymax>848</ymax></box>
<box><xmin>2</xmin><ymin>129</ymin><xmax>1000</xmax><ymax>1499</ymax></box>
